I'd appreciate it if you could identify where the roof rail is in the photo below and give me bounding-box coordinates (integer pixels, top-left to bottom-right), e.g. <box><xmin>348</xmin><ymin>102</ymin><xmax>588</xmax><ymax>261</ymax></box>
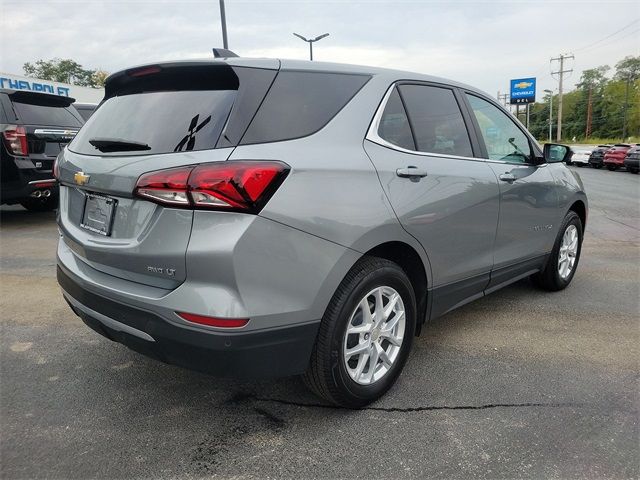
<box><xmin>212</xmin><ymin>48</ymin><xmax>239</xmax><ymax>58</ymax></box>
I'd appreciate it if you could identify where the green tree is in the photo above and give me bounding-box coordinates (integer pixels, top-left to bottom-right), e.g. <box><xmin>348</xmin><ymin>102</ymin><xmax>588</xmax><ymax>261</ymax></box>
<box><xmin>23</xmin><ymin>58</ymin><xmax>106</xmax><ymax>88</ymax></box>
<box><xmin>614</xmin><ymin>56</ymin><xmax>640</xmax><ymax>138</ymax></box>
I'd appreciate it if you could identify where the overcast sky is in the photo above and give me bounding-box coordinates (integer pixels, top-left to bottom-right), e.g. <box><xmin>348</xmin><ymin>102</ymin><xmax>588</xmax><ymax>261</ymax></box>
<box><xmin>1</xmin><ymin>0</ymin><xmax>638</xmax><ymax>98</ymax></box>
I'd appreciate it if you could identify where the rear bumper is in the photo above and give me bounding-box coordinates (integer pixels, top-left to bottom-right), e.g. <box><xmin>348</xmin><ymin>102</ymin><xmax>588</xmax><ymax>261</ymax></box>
<box><xmin>58</xmin><ymin>265</ymin><xmax>320</xmax><ymax>378</ymax></box>
<box><xmin>603</xmin><ymin>156</ymin><xmax>624</xmax><ymax>165</ymax></box>
<box><xmin>0</xmin><ymin>157</ymin><xmax>57</xmax><ymax>205</ymax></box>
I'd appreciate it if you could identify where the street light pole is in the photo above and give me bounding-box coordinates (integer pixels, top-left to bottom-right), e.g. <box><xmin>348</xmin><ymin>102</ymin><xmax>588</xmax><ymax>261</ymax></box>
<box><xmin>544</xmin><ymin>89</ymin><xmax>553</xmax><ymax>143</ymax></box>
<box><xmin>219</xmin><ymin>0</ymin><xmax>228</xmax><ymax>49</ymax></box>
<box><xmin>293</xmin><ymin>33</ymin><xmax>330</xmax><ymax>61</ymax></box>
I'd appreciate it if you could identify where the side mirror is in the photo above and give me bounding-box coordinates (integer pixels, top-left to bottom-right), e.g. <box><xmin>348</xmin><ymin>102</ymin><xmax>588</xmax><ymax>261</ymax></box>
<box><xmin>543</xmin><ymin>143</ymin><xmax>573</xmax><ymax>163</ymax></box>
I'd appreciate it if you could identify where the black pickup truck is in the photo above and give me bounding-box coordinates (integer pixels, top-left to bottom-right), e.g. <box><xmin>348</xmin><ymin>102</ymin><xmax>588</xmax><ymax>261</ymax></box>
<box><xmin>1</xmin><ymin>89</ymin><xmax>84</xmax><ymax>211</ymax></box>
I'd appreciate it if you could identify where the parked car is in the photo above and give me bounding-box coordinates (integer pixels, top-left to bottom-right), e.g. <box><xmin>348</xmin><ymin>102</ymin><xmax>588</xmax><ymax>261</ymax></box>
<box><xmin>73</xmin><ymin>103</ymin><xmax>97</xmax><ymax>121</ymax></box>
<box><xmin>603</xmin><ymin>144</ymin><xmax>633</xmax><ymax>171</ymax></box>
<box><xmin>1</xmin><ymin>89</ymin><xmax>83</xmax><ymax>211</ymax></box>
<box><xmin>623</xmin><ymin>145</ymin><xmax>640</xmax><ymax>174</ymax></box>
<box><xmin>55</xmin><ymin>57</ymin><xmax>588</xmax><ymax>407</ymax></box>
<box><xmin>569</xmin><ymin>147</ymin><xmax>591</xmax><ymax>167</ymax></box>
<box><xmin>588</xmin><ymin>144</ymin><xmax>612</xmax><ymax>169</ymax></box>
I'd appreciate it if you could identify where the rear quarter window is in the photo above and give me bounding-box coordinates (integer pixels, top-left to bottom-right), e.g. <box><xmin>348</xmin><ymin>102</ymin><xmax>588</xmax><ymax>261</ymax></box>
<box><xmin>240</xmin><ymin>70</ymin><xmax>370</xmax><ymax>145</ymax></box>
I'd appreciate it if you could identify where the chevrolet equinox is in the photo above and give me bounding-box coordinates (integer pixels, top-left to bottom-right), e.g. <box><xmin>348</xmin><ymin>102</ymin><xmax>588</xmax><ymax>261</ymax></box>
<box><xmin>56</xmin><ymin>57</ymin><xmax>587</xmax><ymax>407</ymax></box>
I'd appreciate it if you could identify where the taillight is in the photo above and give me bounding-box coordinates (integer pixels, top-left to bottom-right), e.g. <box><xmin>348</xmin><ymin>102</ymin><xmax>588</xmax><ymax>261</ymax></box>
<box><xmin>2</xmin><ymin>126</ymin><xmax>28</xmax><ymax>156</ymax></box>
<box><xmin>134</xmin><ymin>161</ymin><xmax>289</xmax><ymax>212</ymax></box>
<box><xmin>177</xmin><ymin>311</ymin><xmax>249</xmax><ymax>328</ymax></box>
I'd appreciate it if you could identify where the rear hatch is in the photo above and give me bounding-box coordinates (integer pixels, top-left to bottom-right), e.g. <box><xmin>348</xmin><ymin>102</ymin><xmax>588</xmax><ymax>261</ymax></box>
<box><xmin>57</xmin><ymin>61</ymin><xmax>279</xmax><ymax>288</ymax></box>
<box><xmin>5</xmin><ymin>91</ymin><xmax>83</xmax><ymax>171</ymax></box>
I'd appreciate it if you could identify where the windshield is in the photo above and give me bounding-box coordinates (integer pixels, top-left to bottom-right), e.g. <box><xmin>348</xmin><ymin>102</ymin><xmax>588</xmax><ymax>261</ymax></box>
<box><xmin>69</xmin><ymin>90</ymin><xmax>236</xmax><ymax>156</ymax></box>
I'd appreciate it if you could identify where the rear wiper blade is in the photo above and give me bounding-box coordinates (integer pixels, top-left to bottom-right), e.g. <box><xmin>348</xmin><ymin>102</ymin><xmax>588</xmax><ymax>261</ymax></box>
<box><xmin>88</xmin><ymin>138</ymin><xmax>151</xmax><ymax>153</ymax></box>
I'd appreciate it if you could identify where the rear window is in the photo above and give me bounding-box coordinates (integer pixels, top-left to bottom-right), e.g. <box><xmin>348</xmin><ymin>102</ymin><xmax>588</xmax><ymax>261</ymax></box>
<box><xmin>11</xmin><ymin>101</ymin><xmax>83</xmax><ymax>128</ymax></box>
<box><xmin>69</xmin><ymin>90</ymin><xmax>236</xmax><ymax>156</ymax></box>
<box><xmin>240</xmin><ymin>70</ymin><xmax>370</xmax><ymax>145</ymax></box>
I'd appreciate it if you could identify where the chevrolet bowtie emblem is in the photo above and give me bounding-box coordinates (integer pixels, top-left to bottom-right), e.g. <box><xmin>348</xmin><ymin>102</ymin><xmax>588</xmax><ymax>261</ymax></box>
<box><xmin>74</xmin><ymin>171</ymin><xmax>90</xmax><ymax>186</ymax></box>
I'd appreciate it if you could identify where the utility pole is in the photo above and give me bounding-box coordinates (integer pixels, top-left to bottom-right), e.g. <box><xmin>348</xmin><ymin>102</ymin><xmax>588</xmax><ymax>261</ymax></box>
<box><xmin>622</xmin><ymin>76</ymin><xmax>631</xmax><ymax>139</ymax></box>
<box><xmin>585</xmin><ymin>85</ymin><xmax>593</xmax><ymax>139</ymax></box>
<box><xmin>219</xmin><ymin>0</ymin><xmax>228</xmax><ymax>48</ymax></box>
<box><xmin>551</xmin><ymin>53</ymin><xmax>574</xmax><ymax>142</ymax></box>
<box><xmin>497</xmin><ymin>92</ymin><xmax>510</xmax><ymax>107</ymax></box>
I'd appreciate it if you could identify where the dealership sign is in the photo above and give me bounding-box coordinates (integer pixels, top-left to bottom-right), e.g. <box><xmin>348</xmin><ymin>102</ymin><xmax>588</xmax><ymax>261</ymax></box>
<box><xmin>0</xmin><ymin>72</ymin><xmax>104</xmax><ymax>103</ymax></box>
<box><xmin>0</xmin><ymin>76</ymin><xmax>70</xmax><ymax>96</ymax></box>
<box><xmin>510</xmin><ymin>77</ymin><xmax>536</xmax><ymax>104</ymax></box>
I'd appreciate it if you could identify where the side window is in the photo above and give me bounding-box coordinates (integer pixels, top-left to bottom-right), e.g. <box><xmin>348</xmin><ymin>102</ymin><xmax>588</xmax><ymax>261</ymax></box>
<box><xmin>397</xmin><ymin>84</ymin><xmax>473</xmax><ymax>157</ymax></box>
<box><xmin>377</xmin><ymin>87</ymin><xmax>415</xmax><ymax>151</ymax></box>
<box><xmin>240</xmin><ymin>71</ymin><xmax>370</xmax><ymax>145</ymax></box>
<box><xmin>466</xmin><ymin>94</ymin><xmax>532</xmax><ymax>163</ymax></box>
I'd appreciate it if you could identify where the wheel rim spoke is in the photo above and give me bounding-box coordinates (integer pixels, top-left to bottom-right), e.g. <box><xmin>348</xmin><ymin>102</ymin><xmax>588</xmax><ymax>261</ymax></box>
<box><xmin>343</xmin><ymin>285</ymin><xmax>406</xmax><ymax>386</ymax></box>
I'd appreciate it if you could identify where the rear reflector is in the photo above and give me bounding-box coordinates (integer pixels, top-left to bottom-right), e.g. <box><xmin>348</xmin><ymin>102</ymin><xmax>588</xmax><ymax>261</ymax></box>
<box><xmin>2</xmin><ymin>125</ymin><xmax>28</xmax><ymax>156</ymax></box>
<box><xmin>134</xmin><ymin>161</ymin><xmax>289</xmax><ymax>212</ymax></box>
<box><xmin>178</xmin><ymin>312</ymin><xmax>249</xmax><ymax>328</ymax></box>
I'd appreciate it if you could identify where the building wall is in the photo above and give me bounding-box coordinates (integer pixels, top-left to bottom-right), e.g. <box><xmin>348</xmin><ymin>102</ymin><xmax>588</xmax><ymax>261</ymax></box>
<box><xmin>0</xmin><ymin>72</ymin><xmax>104</xmax><ymax>104</ymax></box>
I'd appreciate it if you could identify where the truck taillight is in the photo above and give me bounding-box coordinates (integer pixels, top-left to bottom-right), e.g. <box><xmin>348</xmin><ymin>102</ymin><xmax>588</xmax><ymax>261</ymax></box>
<box><xmin>134</xmin><ymin>161</ymin><xmax>290</xmax><ymax>212</ymax></box>
<box><xmin>2</xmin><ymin>126</ymin><xmax>28</xmax><ymax>156</ymax></box>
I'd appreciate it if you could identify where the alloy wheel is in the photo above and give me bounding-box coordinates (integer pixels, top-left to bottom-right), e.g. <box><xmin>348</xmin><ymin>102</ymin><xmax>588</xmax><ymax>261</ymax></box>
<box><xmin>342</xmin><ymin>286</ymin><xmax>406</xmax><ymax>385</ymax></box>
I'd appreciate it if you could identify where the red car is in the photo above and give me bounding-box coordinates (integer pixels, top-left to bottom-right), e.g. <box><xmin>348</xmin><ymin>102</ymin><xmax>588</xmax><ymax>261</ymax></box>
<box><xmin>604</xmin><ymin>144</ymin><xmax>634</xmax><ymax>171</ymax></box>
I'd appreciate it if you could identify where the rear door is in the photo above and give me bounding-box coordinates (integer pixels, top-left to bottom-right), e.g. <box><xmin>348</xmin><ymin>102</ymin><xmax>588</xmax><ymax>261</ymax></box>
<box><xmin>57</xmin><ymin>62</ymin><xmax>278</xmax><ymax>288</ymax></box>
<box><xmin>7</xmin><ymin>92</ymin><xmax>83</xmax><ymax>172</ymax></box>
<box><xmin>462</xmin><ymin>92</ymin><xmax>558</xmax><ymax>290</ymax></box>
<box><xmin>364</xmin><ymin>83</ymin><xmax>499</xmax><ymax>317</ymax></box>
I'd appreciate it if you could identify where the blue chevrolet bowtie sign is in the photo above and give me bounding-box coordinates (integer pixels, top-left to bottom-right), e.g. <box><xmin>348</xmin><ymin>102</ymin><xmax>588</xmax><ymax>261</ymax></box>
<box><xmin>510</xmin><ymin>77</ymin><xmax>536</xmax><ymax>104</ymax></box>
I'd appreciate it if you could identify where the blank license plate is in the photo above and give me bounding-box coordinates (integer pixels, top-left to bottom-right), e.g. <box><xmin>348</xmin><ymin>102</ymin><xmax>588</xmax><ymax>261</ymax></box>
<box><xmin>80</xmin><ymin>194</ymin><xmax>117</xmax><ymax>236</ymax></box>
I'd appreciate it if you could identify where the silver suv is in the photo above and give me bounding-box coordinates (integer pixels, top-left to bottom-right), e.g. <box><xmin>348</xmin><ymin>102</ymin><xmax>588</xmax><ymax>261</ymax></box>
<box><xmin>56</xmin><ymin>57</ymin><xmax>587</xmax><ymax>407</ymax></box>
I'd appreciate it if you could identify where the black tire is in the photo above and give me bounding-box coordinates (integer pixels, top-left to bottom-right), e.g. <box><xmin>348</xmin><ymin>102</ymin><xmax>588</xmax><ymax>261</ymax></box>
<box><xmin>628</xmin><ymin>168</ymin><xmax>638</xmax><ymax>174</ymax></box>
<box><xmin>594</xmin><ymin>164</ymin><xmax>602</xmax><ymax>169</ymax></box>
<box><xmin>576</xmin><ymin>163</ymin><xmax>583</xmax><ymax>167</ymax></box>
<box><xmin>531</xmin><ymin>211</ymin><xmax>583</xmax><ymax>291</ymax></box>
<box><xmin>20</xmin><ymin>195</ymin><xmax>58</xmax><ymax>212</ymax></box>
<box><xmin>303</xmin><ymin>256</ymin><xmax>416</xmax><ymax>408</ymax></box>
<box><xmin>606</xmin><ymin>165</ymin><xmax>616</xmax><ymax>171</ymax></box>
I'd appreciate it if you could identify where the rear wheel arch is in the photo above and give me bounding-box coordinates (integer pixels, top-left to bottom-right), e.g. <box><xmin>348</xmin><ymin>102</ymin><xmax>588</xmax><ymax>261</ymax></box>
<box><xmin>364</xmin><ymin>241</ymin><xmax>429</xmax><ymax>335</ymax></box>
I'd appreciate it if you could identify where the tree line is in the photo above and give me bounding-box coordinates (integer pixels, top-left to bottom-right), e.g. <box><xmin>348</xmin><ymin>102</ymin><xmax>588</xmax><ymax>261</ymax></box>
<box><xmin>23</xmin><ymin>58</ymin><xmax>109</xmax><ymax>88</ymax></box>
<box><xmin>524</xmin><ymin>55</ymin><xmax>640</xmax><ymax>142</ymax></box>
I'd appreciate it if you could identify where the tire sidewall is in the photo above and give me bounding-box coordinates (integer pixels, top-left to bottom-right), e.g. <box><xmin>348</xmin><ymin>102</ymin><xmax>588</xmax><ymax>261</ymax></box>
<box><xmin>328</xmin><ymin>264</ymin><xmax>416</xmax><ymax>405</ymax></box>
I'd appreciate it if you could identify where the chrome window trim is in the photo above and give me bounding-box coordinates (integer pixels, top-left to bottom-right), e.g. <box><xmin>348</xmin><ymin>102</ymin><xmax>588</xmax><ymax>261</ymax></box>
<box><xmin>366</xmin><ymin>82</ymin><xmax>486</xmax><ymax>163</ymax></box>
<box><xmin>366</xmin><ymin>82</ymin><xmax>539</xmax><ymax>167</ymax></box>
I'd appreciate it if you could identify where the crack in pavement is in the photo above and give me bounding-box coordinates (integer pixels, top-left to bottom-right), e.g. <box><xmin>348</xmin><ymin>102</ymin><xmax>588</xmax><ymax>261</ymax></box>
<box><xmin>230</xmin><ymin>393</ymin><xmax>582</xmax><ymax>412</ymax></box>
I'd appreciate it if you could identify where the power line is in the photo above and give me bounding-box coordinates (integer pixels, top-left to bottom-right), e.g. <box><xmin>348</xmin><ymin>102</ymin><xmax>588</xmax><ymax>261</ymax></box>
<box><xmin>573</xmin><ymin>18</ymin><xmax>640</xmax><ymax>53</ymax></box>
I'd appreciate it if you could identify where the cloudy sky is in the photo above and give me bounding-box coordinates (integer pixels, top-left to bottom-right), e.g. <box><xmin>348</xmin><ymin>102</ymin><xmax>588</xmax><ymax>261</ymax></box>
<box><xmin>1</xmin><ymin>0</ymin><xmax>638</xmax><ymax>98</ymax></box>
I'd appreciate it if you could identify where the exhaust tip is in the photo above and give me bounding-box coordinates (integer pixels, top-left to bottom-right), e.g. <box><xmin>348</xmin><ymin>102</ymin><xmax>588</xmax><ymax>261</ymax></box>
<box><xmin>42</xmin><ymin>190</ymin><xmax>51</xmax><ymax>198</ymax></box>
<box><xmin>32</xmin><ymin>190</ymin><xmax>42</xmax><ymax>198</ymax></box>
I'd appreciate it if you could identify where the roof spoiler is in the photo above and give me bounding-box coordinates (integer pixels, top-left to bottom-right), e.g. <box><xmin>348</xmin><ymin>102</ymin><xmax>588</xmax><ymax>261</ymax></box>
<box><xmin>7</xmin><ymin>90</ymin><xmax>76</xmax><ymax>107</ymax></box>
<box><xmin>212</xmin><ymin>48</ymin><xmax>239</xmax><ymax>58</ymax></box>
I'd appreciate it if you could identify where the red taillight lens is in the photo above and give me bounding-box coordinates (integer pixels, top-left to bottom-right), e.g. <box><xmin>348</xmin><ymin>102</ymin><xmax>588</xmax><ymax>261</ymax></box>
<box><xmin>135</xmin><ymin>166</ymin><xmax>192</xmax><ymax>206</ymax></box>
<box><xmin>2</xmin><ymin>126</ymin><xmax>28</xmax><ymax>156</ymax></box>
<box><xmin>134</xmin><ymin>161</ymin><xmax>289</xmax><ymax>212</ymax></box>
<box><xmin>177</xmin><ymin>312</ymin><xmax>249</xmax><ymax>328</ymax></box>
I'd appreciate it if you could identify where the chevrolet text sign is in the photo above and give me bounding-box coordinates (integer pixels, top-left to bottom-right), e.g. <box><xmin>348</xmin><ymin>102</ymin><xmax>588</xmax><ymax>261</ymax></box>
<box><xmin>0</xmin><ymin>72</ymin><xmax>104</xmax><ymax>103</ymax></box>
<box><xmin>510</xmin><ymin>77</ymin><xmax>536</xmax><ymax>104</ymax></box>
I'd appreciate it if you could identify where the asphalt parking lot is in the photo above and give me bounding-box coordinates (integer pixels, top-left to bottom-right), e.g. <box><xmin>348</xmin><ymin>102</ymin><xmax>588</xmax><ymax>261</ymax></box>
<box><xmin>1</xmin><ymin>166</ymin><xmax>638</xmax><ymax>479</ymax></box>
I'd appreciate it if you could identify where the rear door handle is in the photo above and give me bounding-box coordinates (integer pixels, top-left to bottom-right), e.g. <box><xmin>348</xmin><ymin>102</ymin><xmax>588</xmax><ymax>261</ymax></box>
<box><xmin>396</xmin><ymin>166</ymin><xmax>428</xmax><ymax>179</ymax></box>
<box><xmin>499</xmin><ymin>172</ymin><xmax>516</xmax><ymax>182</ymax></box>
